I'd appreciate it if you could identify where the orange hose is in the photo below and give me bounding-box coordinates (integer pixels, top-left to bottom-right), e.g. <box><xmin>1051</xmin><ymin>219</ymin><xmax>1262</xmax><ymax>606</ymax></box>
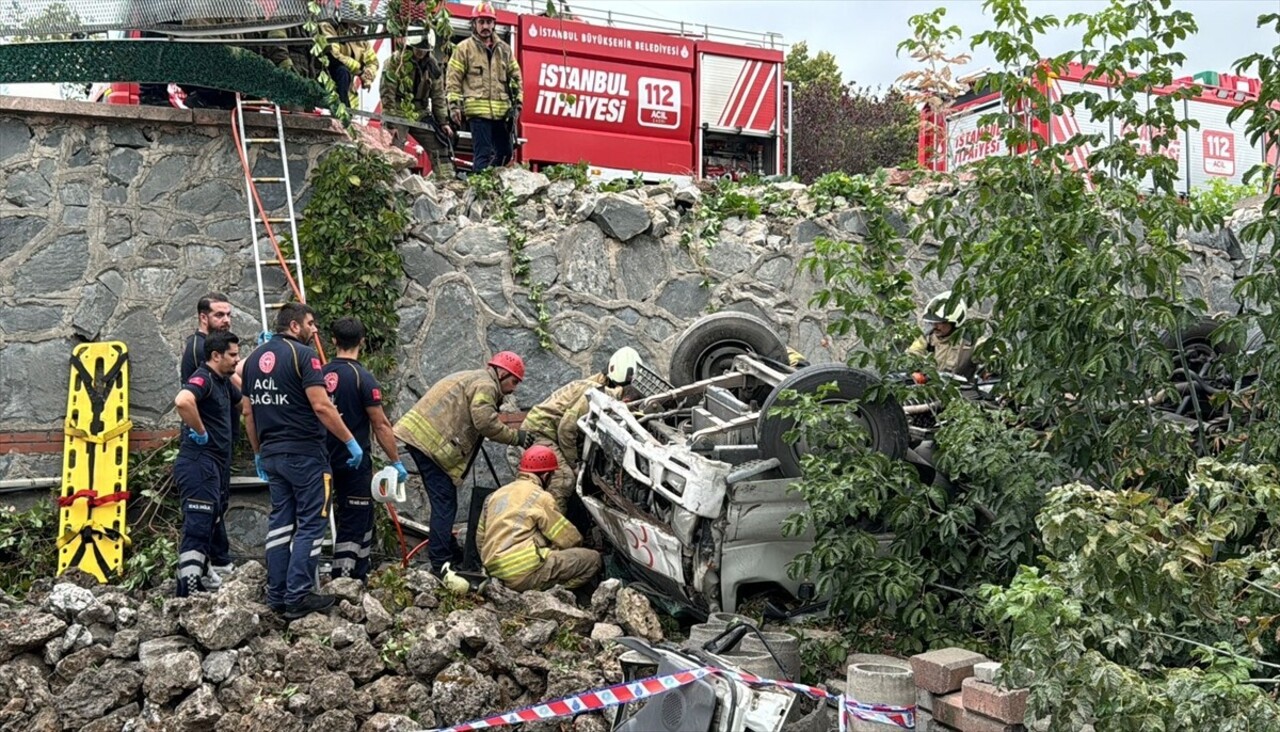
<box><xmin>229</xmin><ymin>103</ymin><xmax>326</xmax><ymax>360</ymax></box>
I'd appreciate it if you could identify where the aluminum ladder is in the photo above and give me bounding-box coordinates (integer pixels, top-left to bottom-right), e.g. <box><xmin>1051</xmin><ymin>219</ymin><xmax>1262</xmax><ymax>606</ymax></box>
<box><xmin>231</xmin><ymin>95</ymin><xmax>338</xmax><ymax>572</ymax></box>
<box><xmin>233</xmin><ymin>94</ymin><xmax>307</xmax><ymax>336</ymax></box>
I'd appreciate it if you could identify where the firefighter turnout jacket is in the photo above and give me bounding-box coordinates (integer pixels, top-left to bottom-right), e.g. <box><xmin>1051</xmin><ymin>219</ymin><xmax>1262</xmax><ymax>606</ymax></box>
<box><xmin>381</xmin><ymin>48</ymin><xmax>449</xmax><ymax>126</ymax></box>
<box><xmin>393</xmin><ymin>369</ymin><xmax>521</xmax><ymax>485</ymax></box>
<box><xmin>476</xmin><ymin>474</ymin><xmax>582</xmax><ymax>583</ymax></box>
<box><xmin>320</xmin><ymin>21</ymin><xmax>380</xmax><ymax>83</ymax></box>
<box><xmin>907</xmin><ymin>331</ymin><xmax>978</xmax><ymax>379</ymax></box>
<box><xmin>522</xmin><ymin>373</ymin><xmax>614</xmax><ymax>464</ymax></box>
<box><xmin>446</xmin><ymin>34</ymin><xmax>522</xmax><ymax>120</ymax></box>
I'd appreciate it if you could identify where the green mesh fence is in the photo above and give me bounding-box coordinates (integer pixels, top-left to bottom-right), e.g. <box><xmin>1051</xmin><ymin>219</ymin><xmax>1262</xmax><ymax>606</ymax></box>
<box><xmin>0</xmin><ymin>41</ymin><xmax>330</xmax><ymax>108</ymax></box>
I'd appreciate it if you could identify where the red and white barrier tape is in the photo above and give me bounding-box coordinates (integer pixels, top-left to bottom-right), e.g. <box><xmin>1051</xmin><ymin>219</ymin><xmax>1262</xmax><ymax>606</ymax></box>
<box><xmin>428</xmin><ymin>664</ymin><xmax>915</xmax><ymax>732</ymax></box>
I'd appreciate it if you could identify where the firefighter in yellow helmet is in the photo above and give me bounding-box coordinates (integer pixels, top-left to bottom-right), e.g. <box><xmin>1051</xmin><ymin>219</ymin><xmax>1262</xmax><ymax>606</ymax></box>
<box><xmin>446</xmin><ymin>1</ymin><xmax>523</xmax><ymax>173</ymax></box>
<box><xmin>477</xmin><ymin>445</ymin><xmax>602</xmax><ymax>591</ymax></box>
<box><xmin>907</xmin><ymin>290</ymin><xmax>979</xmax><ymax>379</ymax></box>
<box><xmin>520</xmin><ymin>347</ymin><xmax>643</xmax><ymax>510</ymax></box>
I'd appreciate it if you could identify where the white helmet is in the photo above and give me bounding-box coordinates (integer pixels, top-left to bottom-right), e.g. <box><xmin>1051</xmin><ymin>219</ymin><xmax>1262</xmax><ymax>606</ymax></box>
<box><xmin>606</xmin><ymin>347</ymin><xmax>643</xmax><ymax>386</ymax></box>
<box><xmin>923</xmin><ymin>290</ymin><xmax>968</xmax><ymax>327</ymax></box>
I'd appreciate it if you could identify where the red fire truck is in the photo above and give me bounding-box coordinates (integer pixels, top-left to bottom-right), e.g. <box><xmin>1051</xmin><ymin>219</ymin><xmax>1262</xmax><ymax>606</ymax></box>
<box><xmin>917</xmin><ymin>63</ymin><xmax>1275</xmax><ymax>195</ymax></box>
<box><xmin>96</xmin><ymin>2</ymin><xmax>791</xmax><ymax>183</ymax></box>
<box><xmin>369</xmin><ymin>2</ymin><xmax>791</xmax><ymax>182</ymax></box>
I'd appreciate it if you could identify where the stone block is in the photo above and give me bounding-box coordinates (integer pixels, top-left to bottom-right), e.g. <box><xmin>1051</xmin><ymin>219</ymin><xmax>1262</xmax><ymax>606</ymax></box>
<box><xmin>934</xmin><ymin>690</ymin><xmax>1024</xmax><ymax>732</ymax></box>
<box><xmin>909</xmin><ymin>647</ymin><xmax>989</xmax><ymax>694</ymax></box>
<box><xmin>917</xmin><ymin>687</ymin><xmax>937</xmax><ymax>712</ymax></box>
<box><xmin>962</xmin><ymin>677</ymin><xmax>1028</xmax><ymax>725</ymax></box>
<box><xmin>974</xmin><ymin>661</ymin><xmax>1001</xmax><ymax>684</ymax></box>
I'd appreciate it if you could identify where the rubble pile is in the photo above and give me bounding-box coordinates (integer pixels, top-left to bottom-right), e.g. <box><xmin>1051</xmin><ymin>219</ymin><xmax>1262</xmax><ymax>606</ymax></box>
<box><xmin>0</xmin><ymin>566</ymin><xmax>665</xmax><ymax>732</ymax></box>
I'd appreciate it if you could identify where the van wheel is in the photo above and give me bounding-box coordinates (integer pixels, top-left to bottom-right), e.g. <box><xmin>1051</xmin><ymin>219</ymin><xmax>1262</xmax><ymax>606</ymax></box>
<box><xmin>668</xmin><ymin>313</ymin><xmax>789</xmax><ymax>387</ymax></box>
<box><xmin>757</xmin><ymin>365</ymin><xmax>908</xmax><ymax>478</ymax></box>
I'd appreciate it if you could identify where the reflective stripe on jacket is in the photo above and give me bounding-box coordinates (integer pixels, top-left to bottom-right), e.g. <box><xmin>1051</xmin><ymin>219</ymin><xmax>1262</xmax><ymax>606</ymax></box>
<box><xmin>445</xmin><ymin>34</ymin><xmax>522</xmax><ymax>120</ymax></box>
<box><xmin>522</xmin><ymin>374</ymin><xmax>602</xmax><ymax>442</ymax></box>
<box><xmin>392</xmin><ymin>368</ymin><xmax>520</xmax><ymax>484</ymax></box>
<box><xmin>320</xmin><ymin>21</ymin><xmax>379</xmax><ymax>78</ymax></box>
<box><xmin>476</xmin><ymin>474</ymin><xmax>581</xmax><ymax>582</ymax></box>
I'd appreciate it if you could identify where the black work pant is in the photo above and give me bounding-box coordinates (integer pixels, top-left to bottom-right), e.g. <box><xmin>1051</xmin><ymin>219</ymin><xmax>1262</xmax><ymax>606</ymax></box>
<box><xmin>405</xmin><ymin>445</ymin><xmax>463</xmax><ymax>571</ymax></box>
<box><xmin>469</xmin><ymin>117</ymin><xmax>512</xmax><ymax>173</ymax></box>
<box><xmin>174</xmin><ymin>452</ymin><xmax>227</xmax><ymax>596</ymax></box>
<box><xmin>330</xmin><ymin>465</ymin><xmax>374</xmax><ymax>581</ymax></box>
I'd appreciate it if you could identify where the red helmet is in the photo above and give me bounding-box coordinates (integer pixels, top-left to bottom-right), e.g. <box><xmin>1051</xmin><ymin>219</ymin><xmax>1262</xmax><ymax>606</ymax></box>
<box><xmin>488</xmin><ymin>351</ymin><xmax>525</xmax><ymax>382</ymax></box>
<box><xmin>473</xmin><ymin>1</ymin><xmax>497</xmax><ymax>20</ymax></box>
<box><xmin>519</xmin><ymin>445</ymin><xmax>558</xmax><ymax>473</ymax></box>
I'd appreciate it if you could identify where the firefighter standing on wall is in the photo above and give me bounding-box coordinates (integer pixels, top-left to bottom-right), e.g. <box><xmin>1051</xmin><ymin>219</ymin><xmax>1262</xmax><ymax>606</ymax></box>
<box><xmin>476</xmin><ymin>446</ymin><xmax>601</xmax><ymax>592</ymax></box>
<box><xmin>520</xmin><ymin>347</ymin><xmax>643</xmax><ymax>511</ymax></box>
<box><xmin>321</xmin><ymin>13</ymin><xmax>380</xmax><ymax>107</ymax></box>
<box><xmin>446</xmin><ymin>1</ymin><xmax>523</xmax><ymax>173</ymax></box>
<box><xmin>381</xmin><ymin>33</ymin><xmax>455</xmax><ymax>178</ymax></box>
<box><xmin>322</xmin><ymin>317</ymin><xmax>408</xmax><ymax>582</ymax></box>
<box><xmin>392</xmin><ymin>352</ymin><xmax>535</xmax><ymax>575</ymax></box>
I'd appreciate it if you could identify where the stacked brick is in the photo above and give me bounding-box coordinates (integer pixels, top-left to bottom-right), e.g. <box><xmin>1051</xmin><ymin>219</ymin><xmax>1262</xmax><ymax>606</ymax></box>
<box><xmin>909</xmin><ymin>649</ymin><xmax>1029</xmax><ymax>731</ymax></box>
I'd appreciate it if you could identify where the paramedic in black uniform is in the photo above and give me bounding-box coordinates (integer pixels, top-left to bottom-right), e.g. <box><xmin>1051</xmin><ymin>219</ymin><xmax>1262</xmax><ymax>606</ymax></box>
<box><xmin>172</xmin><ymin>331</ymin><xmax>243</xmax><ymax>597</ymax></box>
<box><xmin>180</xmin><ymin>292</ymin><xmax>239</xmax><ymax>586</ymax></box>
<box><xmin>322</xmin><ymin>317</ymin><xmax>409</xmax><ymax>581</ymax></box>
<box><xmin>242</xmin><ymin>303</ymin><xmax>363</xmax><ymax>619</ymax></box>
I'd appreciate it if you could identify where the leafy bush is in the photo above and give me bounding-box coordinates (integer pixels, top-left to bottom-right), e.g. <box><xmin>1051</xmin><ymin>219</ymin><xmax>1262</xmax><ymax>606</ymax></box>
<box><xmin>1189</xmin><ymin>177</ymin><xmax>1262</xmax><ymax>226</ymax></box>
<box><xmin>790</xmin><ymin>81</ymin><xmax>917</xmax><ymax>182</ymax></box>
<box><xmin>297</xmin><ymin>145</ymin><xmax>410</xmax><ymax>381</ymax></box>
<box><xmin>0</xmin><ymin>502</ymin><xmax>57</xmax><ymax>595</ymax></box>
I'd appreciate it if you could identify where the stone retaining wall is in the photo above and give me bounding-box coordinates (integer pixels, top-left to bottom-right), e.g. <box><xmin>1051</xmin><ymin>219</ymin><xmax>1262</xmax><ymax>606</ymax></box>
<box><xmin>0</xmin><ymin>96</ymin><xmax>1248</xmax><ymax>479</ymax></box>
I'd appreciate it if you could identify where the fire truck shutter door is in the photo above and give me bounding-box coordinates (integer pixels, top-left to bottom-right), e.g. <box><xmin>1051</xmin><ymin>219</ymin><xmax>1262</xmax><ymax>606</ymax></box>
<box><xmin>698</xmin><ymin>53</ymin><xmax>779</xmax><ymax>136</ymax></box>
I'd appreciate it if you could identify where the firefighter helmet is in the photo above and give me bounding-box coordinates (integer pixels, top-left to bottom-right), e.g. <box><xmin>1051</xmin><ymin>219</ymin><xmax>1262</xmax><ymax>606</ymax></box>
<box><xmin>922</xmin><ymin>290</ymin><xmax>968</xmax><ymax>327</ymax></box>
<box><xmin>519</xmin><ymin>445</ymin><xmax>558</xmax><ymax>474</ymax></box>
<box><xmin>474</xmin><ymin>2</ymin><xmax>497</xmax><ymax>20</ymax></box>
<box><xmin>606</xmin><ymin>347</ymin><xmax>643</xmax><ymax>386</ymax></box>
<box><xmin>488</xmin><ymin>351</ymin><xmax>525</xmax><ymax>382</ymax></box>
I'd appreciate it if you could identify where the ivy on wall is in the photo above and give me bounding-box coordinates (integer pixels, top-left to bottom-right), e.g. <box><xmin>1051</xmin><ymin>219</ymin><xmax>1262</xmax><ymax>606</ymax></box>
<box><xmin>294</xmin><ymin>145</ymin><xmax>410</xmax><ymax>383</ymax></box>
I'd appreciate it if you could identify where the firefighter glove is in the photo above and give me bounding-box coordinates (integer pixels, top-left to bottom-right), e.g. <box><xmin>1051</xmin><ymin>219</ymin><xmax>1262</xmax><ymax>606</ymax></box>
<box><xmin>254</xmin><ymin>454</ymin><xmax>270</xmax><ymax>482</ymax></box>
<box><xmin>450</xmin><ymin>106</ymin><xmax>462</xmax><ymax>126</ymax></box>
<box><xmin>191</xmin><ymin>429</ymin><xmax>209</xmax><ymax>445</ymax></box>
<box><xmin>517</xmin><ymin>430</ymin><xmax>535</xmax><ymax>448</ymax></box>
<box><xmin>280</xmin><ymin>57</ymin><xmax>294</xmax><ymax>71</ymax></box>
<box><xmin>392</xmin><ymin>461</ymin><xmax>409</xmax><ymax>484</ymax></box>
<box><xmin>361</xmin><ymin>67</ymin><xmax>376</xmax><ymax>85</ymax></box>
<box><xmin>344</xmin><ymin>438</ymin><xmax>365</xmax><ymax>469</ymax></box>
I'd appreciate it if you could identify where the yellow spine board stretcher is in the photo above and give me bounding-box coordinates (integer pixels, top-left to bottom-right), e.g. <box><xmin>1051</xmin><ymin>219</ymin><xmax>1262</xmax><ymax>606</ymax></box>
<box><xmin>57</xmin><ymin>342</ymin><xmax>133</xmax><ymax>582</ymax></box>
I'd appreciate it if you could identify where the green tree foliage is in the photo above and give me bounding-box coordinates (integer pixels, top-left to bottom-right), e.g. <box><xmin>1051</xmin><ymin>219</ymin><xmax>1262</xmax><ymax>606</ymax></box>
<box><xmin>784</xmin><ymin>41</ymin><xmax>843</xmax><ymax>90</ymax></box>
<box><xmin>297</xmin><ymin>146</ymin><xmax>410</xmax><ymax>381</ymax></box>
<box><xmin>790</xmin><ymin>83</ymin><xmax>917</xmax><ymax>181</ymax></box>
<box><xmin>786</xmin><ymin>5</ymin><xmax>1280</xmax><ymax>723</ymax></box>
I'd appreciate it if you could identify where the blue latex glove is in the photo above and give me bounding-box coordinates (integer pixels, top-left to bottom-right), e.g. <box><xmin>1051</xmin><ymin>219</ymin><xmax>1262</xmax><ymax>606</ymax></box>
<box><xmin>254</xmin><ymin>453</ymin><xmax>270</xmax><ymax>482</ymax></box>
<box><xmin>345</xmin><ymin>439</ymin><xmax>364</xmax><ymax>470</ymax></box>
<box><xmin>392</xmin><ymin>461</ymin><xmax>409</xmax><ymax>483</ymax></box>
<box><xmin>191</xmin><ymin>429</ymin><xmax>209</xmax><ymax>445</ymax></box>
<box><xmin>258</xmin><ymin>330</ymin><xmax>273</xmax><ymax>346</ymax></box>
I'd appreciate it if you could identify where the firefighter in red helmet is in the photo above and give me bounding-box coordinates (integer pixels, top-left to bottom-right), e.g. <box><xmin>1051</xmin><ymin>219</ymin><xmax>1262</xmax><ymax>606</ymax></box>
<box><xmin>475</xmin><ymin>445</ymin><xmax>602</xmax><ymax>591</ymax></box>
<box><xmin>393</xmin><ymin>351</ymin><xmax>534</xmax><ymax>575</ymax></box>
<box><xmin>446</xmin><ymin>0</ymin><xmax>523</xmax><ymax>173</ymax></box>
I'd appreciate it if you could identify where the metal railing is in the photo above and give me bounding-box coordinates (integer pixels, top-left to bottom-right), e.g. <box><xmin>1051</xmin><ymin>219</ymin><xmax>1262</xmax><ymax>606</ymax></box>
<box><xmin>500</xmin><ymin>0</ymin><xmax>786</xmax><ymax>48</ymax></box>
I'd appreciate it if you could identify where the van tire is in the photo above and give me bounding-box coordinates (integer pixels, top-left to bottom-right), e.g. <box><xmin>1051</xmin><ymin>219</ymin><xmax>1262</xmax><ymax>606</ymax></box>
<box><xmin>757</xmin><ymin>365</ymin><xmax>908</xmax><ymax>478</ymax></box>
